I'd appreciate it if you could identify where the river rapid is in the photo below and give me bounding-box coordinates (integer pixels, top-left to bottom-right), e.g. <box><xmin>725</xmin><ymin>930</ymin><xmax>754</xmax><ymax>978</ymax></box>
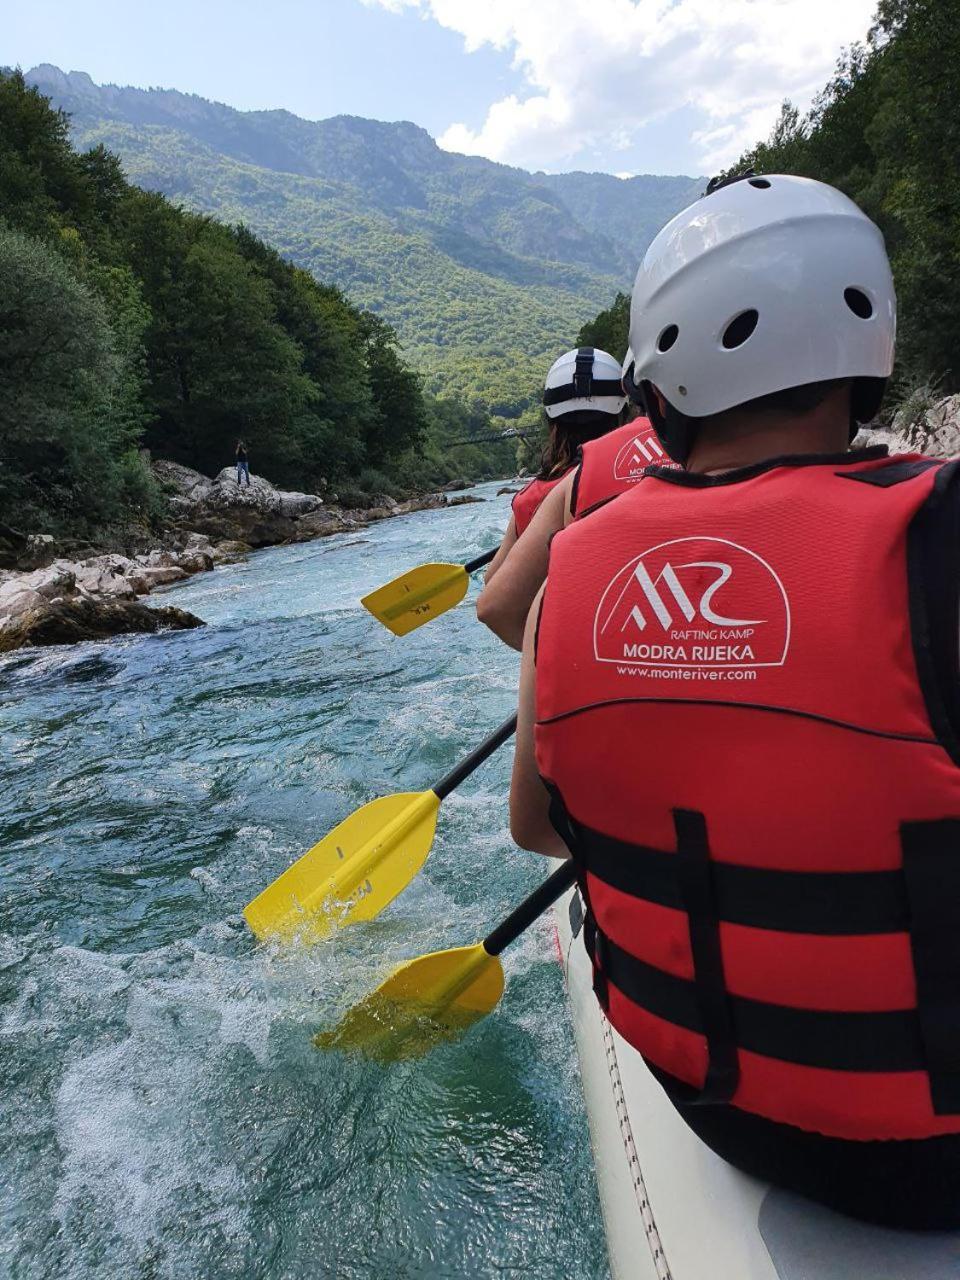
<box><xmin>0</xmin><ymin>482</ymin><xmax>608</xmax><ymax>1279</ymax></box>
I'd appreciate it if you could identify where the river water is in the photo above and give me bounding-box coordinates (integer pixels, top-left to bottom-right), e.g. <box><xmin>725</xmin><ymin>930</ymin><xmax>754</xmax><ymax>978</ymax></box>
<box><xmin>0</xmin><ymin>482</ymin><xmax>608</xmax><ymax>1279</ymax></box>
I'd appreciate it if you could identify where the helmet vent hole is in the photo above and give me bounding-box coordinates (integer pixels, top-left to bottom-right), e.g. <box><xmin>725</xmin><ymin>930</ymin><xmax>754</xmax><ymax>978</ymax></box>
<box><xmin>844</xmin><ymin>287</ymin><xmax>873</xmax><ymax>319</ymax></box>
<box><xmin>657</xmin><ymin>324</ymin><xmax>679</xmax><ymax>353</ymax></box>
<box><xmin>748</xmin><ymin>178</ymin><xmax>771</xmax><ymax>189</ymax></box>
<box><xmin>721</xmin><ymin>309</ymin><xmax>759</xmax><ymax>350</ymax></box>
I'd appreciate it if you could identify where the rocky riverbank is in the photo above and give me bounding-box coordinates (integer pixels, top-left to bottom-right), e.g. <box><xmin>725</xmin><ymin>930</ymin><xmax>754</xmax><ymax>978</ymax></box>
<box><xmin>0</xmin><ymin>461</ymin><xmax>475</xmax><ymax>653</ymax></box>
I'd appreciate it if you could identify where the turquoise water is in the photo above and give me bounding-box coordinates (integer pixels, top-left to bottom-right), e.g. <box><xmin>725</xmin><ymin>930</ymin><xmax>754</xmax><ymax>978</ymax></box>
<box><xmin>0</xmin><ymin>482</ymin><xmax>608</xmax><ymax>1279</ymax></box>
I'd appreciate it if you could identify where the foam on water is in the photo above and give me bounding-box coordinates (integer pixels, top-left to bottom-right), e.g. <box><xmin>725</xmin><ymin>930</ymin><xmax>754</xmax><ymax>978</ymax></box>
<box><xmin>0</xmin><ymin>483</ymin><xmax>609</xmax><ymax>1279</ymax></box>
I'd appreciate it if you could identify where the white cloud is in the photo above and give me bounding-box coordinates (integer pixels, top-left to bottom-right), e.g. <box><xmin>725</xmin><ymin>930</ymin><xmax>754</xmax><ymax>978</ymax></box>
<box><xmin>363</xmin><ymin>0</ymin><xmax>876</xmax><ymax>173</ymax></box>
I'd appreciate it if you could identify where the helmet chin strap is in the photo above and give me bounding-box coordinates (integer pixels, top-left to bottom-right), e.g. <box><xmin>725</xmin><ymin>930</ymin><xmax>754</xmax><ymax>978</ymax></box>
<box><xmin>641</xmin><ymin>386</ymin><xmax>698</xmax><ymax>466</ymax></box>
<box><xmin>624</xmin><ymin>366</ymin><xmax>695</xmax><ymax>465</ymax></box>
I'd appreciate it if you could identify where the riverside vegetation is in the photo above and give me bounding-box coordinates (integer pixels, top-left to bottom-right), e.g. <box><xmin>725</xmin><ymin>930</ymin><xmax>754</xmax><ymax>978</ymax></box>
<box><xmin>0</xmin><ymin>68</ymin><xmax>517</xmax><ymax>551</ymax></box>
<box><xmin>25</xmin><ymin>63</ymin><xmax>701</xmax><ymax>420</ymax></box>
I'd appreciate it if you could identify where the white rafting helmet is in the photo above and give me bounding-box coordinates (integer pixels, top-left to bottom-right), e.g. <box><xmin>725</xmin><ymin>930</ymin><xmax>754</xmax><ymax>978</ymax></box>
<box><xmin>543</xmin><ymin>346</ymin><xmax>626</xmax><ymax>420</ymax></box>
<box><xmin>628</xmin><ymin>174</ymin><xmax>896</xmax><ymax>461</ymax></box>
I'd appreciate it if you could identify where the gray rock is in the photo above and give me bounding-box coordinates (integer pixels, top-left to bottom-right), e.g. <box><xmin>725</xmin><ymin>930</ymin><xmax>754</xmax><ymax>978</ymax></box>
<box><xmin>20</xmin><ymin>564</ymin><xmax>77</xmax><ymax>600</ymax></box>
<box><xmin>0</xmin><ymin>598</ymin><xmax>204</xmax><ymax>653</ymax></box>
<box><xmin>152</xmin><ymin>459</ymin><xmax>215</xmax><ymax>499</ymax></box>
<box><xmin>133</xmin><ymin>565</ymin><xmax>190</xmax><ymax>590</ymax></box>
<box><xmin>164</xmin><ymin>465</ymin><xmax>303</xmax><ymax>545</ymax></box>
<box><xmin>856</xmin><ymin>392</ymin><xmax>960</xmax><ymax>459</ymax></box>
<box><xmin>0</xmin><ymin>582</ymin><xmax>46</xmax><ymax>619</ymax></box>
<box><xmin>73</xmin><ymin>563</ymin><xmax>137</xmax><ymax>600</ymax></box>
<box><xmin>210</xmin><ymin>540</ymin><xmax>252</xmax><ymax>564</ymax></box>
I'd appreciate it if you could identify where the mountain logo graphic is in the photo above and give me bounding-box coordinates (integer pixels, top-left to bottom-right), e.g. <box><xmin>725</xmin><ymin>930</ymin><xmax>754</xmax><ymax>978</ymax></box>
<box><xmin>614</xmin><ymin>427</ymin><xmax>667</xmax><ymax>481</ymax></box>
<box><xmin>593</xmin><ymin>536</ymin><xmax>790</xmax><ymax>668</ymax></box>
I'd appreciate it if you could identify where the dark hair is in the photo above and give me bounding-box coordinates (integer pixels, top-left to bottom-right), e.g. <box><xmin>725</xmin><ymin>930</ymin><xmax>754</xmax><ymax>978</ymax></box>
<box><xmin>537</xmin><ymin>408</ymin><xmax>628</xmax><ymax>479</ymax></box>
<box><xmin>642</xmin><ymin>376</ymin><xmax>886</xmax><ymax>465</ymax></box>
<box><xmin>711</xmin><ymin>378</ymin><xmax>851</xmax><ymax>421</ymax></box>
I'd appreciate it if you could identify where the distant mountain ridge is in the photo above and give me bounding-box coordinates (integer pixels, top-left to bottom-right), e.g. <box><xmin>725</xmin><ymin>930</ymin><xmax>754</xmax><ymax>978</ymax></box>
<box><xmin>27</xmin><ymin>64</ymin><xmax>701</xmax><ymax>413</ymax></box>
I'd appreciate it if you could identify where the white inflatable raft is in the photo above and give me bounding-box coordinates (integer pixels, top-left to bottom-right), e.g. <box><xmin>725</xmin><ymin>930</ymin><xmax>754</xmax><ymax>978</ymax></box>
<box><xmin>556</xmin><ymin>887</ymin><xmax>960</xmax><ymax>1280</ymax></box>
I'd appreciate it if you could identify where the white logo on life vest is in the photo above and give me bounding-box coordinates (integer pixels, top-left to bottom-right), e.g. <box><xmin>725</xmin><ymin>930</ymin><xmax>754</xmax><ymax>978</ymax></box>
<box><xmin>613</xmin><ymin>429</ymin><xmax>666</xmax><ymax>481</ymax></box>
<box><xmin>594</xmin><ymin>536</ymin><xmax>790</xmax><ymax>670</ymax></box>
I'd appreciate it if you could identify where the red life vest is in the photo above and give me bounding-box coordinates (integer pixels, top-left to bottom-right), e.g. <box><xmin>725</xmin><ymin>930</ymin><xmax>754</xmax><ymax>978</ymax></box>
<box><xmin>572</xmin><ymin>418</ymin><xmax>678</xmax><ymax>517</ymax></box>
<box><xmin>512</xmin><ymin>469</ymin><xmax>570</xmax><ymax>536</ymax></box>
<box><xmin>536</xmin><ymin>449</ymin><xmax>960</xmax><ymax>1142</ymax></box>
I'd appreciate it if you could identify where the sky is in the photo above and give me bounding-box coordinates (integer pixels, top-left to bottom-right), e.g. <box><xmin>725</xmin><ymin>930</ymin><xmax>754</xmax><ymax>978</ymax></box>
<box><xmin>5</xmin><ymin>0</ymin><xmax>878</xmax><ymax>176</ymax></box>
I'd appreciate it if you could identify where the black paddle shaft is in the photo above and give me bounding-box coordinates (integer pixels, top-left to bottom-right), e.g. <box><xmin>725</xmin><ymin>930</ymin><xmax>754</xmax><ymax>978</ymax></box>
<box><xmin>483</xmin><ymin>861</ymin><xmax>577</xmax><ymax>958</ymax></box>
<box><xmin>463</xmin><ymin>548</ymin><xmax>497</xmax><ymax>574</ymax></box>
<box><xmin>432</xmin><ymin>713</ymin><xmax>518</xmax><ymax>801</ymax></box>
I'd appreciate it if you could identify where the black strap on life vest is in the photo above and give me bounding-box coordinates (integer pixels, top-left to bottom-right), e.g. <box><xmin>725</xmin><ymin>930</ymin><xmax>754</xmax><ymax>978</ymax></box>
<box><xmin>902</xmin><ymin>818</ymin><xmax>960</xmax><ymax>1114</ymax></box>
<box><xmin>553</xmin><ymin>769</ymin><xmax>960</xmax><ymax>1097</ymax></box>
<box><xmin>573</xmin><ymin>820</ymin><xmax>910</xmax><ymax>935</ymax></box>
<box><xmin>839</xmin><ymin>457</ymin><xmax>939</xmax><ymax>488</ymax></box>
<box><xmin>907</xmin><ymin>458</ymin><xmax>960</xmax><ymax>767</ymax></box>
<box><xmin>582</xmin><ymin>921</ymin><xmax>926</xmax><ymax>1073</ymax></box>
<box><xmin>673</xmin><ymin>809</ymin><xmax>739</xmax><ymax>1103</ymax></box>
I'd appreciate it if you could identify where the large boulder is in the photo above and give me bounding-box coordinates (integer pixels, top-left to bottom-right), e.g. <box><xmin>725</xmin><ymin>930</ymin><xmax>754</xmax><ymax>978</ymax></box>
<box><xmin>18</xmin><ymin>563</ymin><xmax>77</xmax><ymax>600</ymax></box>
<box><xmin>155</xmin><ymin>460</ymin><xmax>336</xmax><ymax>546</ymax></box>
<box><xmin>857</xmin><ymin>393</ymin><xmax>960</xmax><ymax>459</ymax></box>
<box><xmin>897</xmin><ymin>393</ymin><xmax>960</xmax><ymax>458</ymax></box>
<box><xmin>287</xmin><ymin>510</ymin><xmax>353</xmax><ymax>541</ymax></box>
<box><xmin>209</xmin><ymin>539</ymin><xmax>252</xmax><ymax>563</ymax></box>
<box><xmin>152</xmin><ymin>459</ymin><xmax>215</xmax><ymax>500</ymax></box>
<box><xmin>0</xmin><ymin>581</ymin><xmax>46</xmax><ymax>619</ymax></box>
<box><xmin>74</xmin><ymin>561</ymin><xmax>138</xmax><ymax>600</ymax></box>
<box><xmin>0</xmin><ymin>598</ymin><xmax>204</xmax><ymax>653</ymax></box>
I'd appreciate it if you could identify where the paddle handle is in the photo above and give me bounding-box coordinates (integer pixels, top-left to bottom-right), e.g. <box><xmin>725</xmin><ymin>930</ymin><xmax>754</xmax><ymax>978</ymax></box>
<box><xmin>432</xmin><ymin>713</ymin><xmax>518</xmax><ymax>801</ymax></box>
<box><xmin>483</xmin><ymin>860</ymin><xmax>577</xmax><ymax>958</ymax></box>
<box><xmin>463</xmin><ymin>548</ymin><xmax>497</xmax><ymax>574</ymax></box>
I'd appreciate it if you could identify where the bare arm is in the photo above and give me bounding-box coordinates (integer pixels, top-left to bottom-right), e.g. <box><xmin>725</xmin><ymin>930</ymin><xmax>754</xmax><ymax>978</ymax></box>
<box><xmin>482</xmin><ymin>513</ymin><xmax>518</xmax><ymax>587</ymax></box>
<box><xmin>476</xmin><ymin>471</ymin><xmax>574</xmax><ymax>650</ymax></box>
<box><xmin>509</xmin><ymin>584</ymin><xmax>570</xmax><ymax>857</ymax></box>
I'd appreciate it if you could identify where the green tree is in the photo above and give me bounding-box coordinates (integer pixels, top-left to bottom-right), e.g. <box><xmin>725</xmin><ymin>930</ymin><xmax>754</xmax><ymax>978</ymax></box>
<box><xmin>735</xmin><ymin>0</ymin><xmax>960</xmax><ymax>389</ymax></box>
<box><xmin>0</xmin><ymin>221</ymin><xmax>155</xmax><ymax>531</ymax></box>
<box><xmin>577</xmin><ymin>291</ymin><xmax>630</xmax><ymax>361</ymax></box>
<box><xmin>358</xmin><ymin>311</ymin><xmax>427</xmax><ymax>465</ymax></box>
<box><xmin>0</xmin><ymin>65</ymin><xmax>516</xmax><ymax>538</ymax></box>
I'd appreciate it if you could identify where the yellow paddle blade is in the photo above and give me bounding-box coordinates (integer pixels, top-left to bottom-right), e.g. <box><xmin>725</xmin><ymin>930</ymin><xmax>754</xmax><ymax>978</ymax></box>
<box><xmin>361</xmin><ymin>562</ymin><xmax>469</xmax><ymax>636</ymax></box>
<box><xmin>242</xmin><ymin>789</ymin><xmax>441</xmax><ymax>942</ymax></box>
<box><xmin>315</xmin><ymin>943</ymin><xmax>504</xmax><ymax>1061</ymax></box>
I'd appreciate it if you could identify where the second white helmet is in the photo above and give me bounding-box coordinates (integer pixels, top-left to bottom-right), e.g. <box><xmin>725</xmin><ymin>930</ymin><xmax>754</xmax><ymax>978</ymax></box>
<box><xmin>629</xmin><ymin>174</ymin><xmax>896</xmax><ymax>421</ymax></box>
<box><xmin>543</xmin><ymin>347</ymin><xmax>626</xmax><ymax>420</ymax></box>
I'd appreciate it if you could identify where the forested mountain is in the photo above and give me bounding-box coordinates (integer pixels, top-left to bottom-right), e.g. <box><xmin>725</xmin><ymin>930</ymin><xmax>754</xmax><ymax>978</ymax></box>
<box><xmin>0</xmin><ymin>69</ymin><xmax>516</xmax><ymax>540</ymax></box>
<box><xmin>578</xmin><ymin>0</ymin><xmax>958</xmax><ymax>403</ymax></box>
<box><xmin>25</xmin><ymin>65</ymin><xmax>700</xmax><ymax>416</ymax></box>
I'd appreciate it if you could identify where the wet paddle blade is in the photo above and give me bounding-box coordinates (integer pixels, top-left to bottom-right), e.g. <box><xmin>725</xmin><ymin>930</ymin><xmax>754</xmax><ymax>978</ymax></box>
<box><xmin>361</xmin><ymin>562</ymin><xmax>469</xmax><ymax>636</ymax></box>
<box><xmin>316</xmin><ymin>944</ymin><xmax>504</xmax><ymax>1061</ymax></box>
<box><xmin>242</xmin><ymin>789</ymin><xmax>441</xmax><ymax>942</ymax></box>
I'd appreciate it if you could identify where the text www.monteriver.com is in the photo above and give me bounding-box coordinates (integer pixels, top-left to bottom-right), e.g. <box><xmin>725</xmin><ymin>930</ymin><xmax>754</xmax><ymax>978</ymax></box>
<box><xmin>615</xmin><ymin>666</ymin><xmax>758</xmax><ymax>681</ymax></box>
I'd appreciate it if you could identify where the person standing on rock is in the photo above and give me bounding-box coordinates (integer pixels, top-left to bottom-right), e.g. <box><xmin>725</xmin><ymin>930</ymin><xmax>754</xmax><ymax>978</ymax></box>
<box><xmin>235</xmin><ymin>441</ymin><xmax>250</xmax><ymax>487</ymax></box>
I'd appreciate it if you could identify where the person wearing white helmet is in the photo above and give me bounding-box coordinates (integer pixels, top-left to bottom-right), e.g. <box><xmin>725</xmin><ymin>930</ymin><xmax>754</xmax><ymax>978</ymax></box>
<box><xmin>509</xmin><ymin>173</ymin><xmax>960</xmax><ymax>1228</ymax></box>
<box><xmin>482</xmin><ymin>347</ymin><xmax>627</xmax><ymax>589</ymax></box>
<box><xmin>478</xmin><ymin>346</ymin><xmax>673</xmax><ymax>645</ymax></box>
